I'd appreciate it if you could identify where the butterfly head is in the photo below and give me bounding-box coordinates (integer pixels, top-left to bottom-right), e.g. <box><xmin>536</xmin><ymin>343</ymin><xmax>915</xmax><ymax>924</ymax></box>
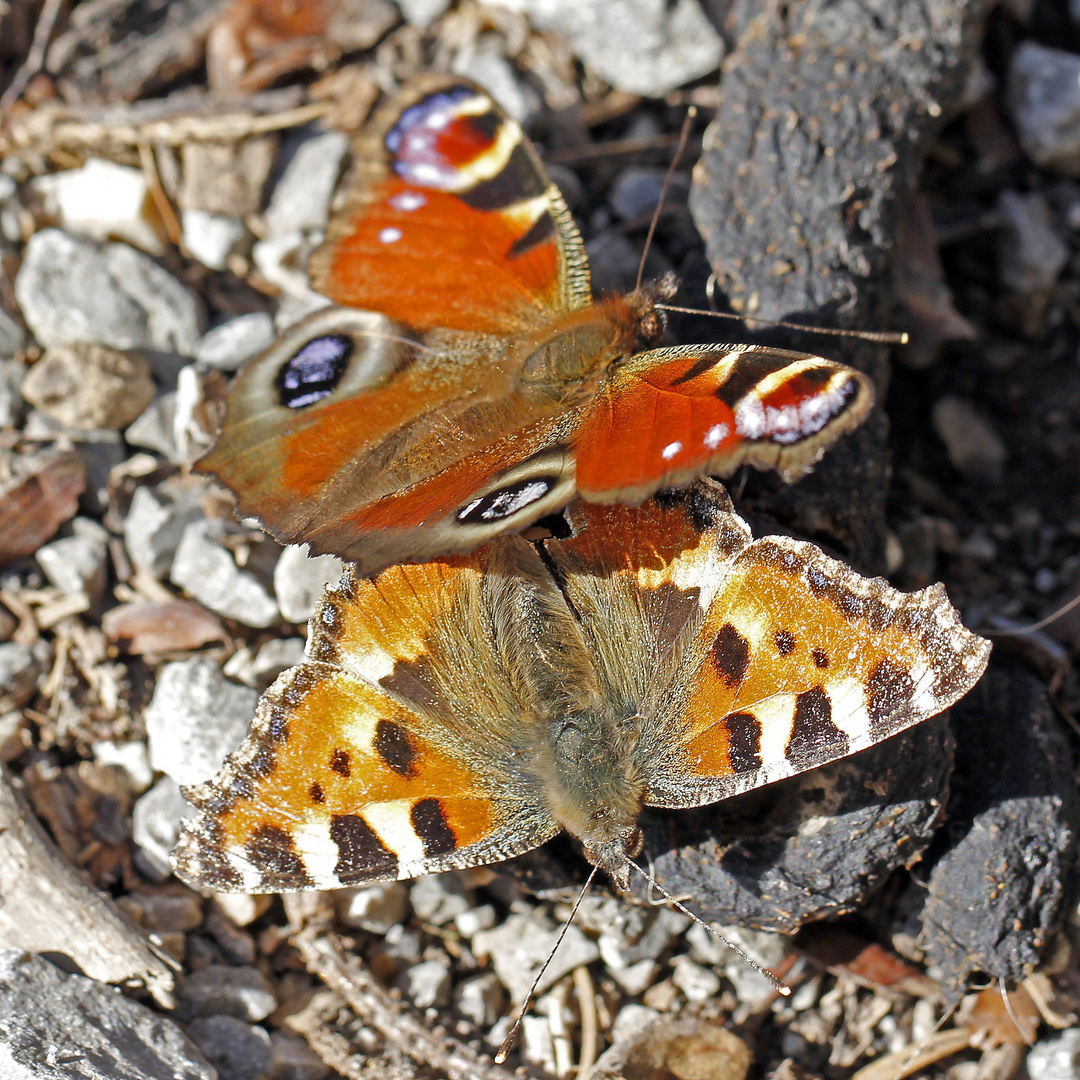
<box><xmin>620</xmin><ymin>270</ymin><xmax>679</xmax><ymax>350</ymax></box>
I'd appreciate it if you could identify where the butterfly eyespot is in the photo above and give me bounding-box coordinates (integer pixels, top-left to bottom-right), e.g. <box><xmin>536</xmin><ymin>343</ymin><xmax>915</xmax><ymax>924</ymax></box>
<box><xmin>774</xmin><ymin>629</ymin><xmax>796</xmax><ymax>656</ymax></box>
<box><xmin>276</xmin><ymin>334</ymin><xmax>353</xmax><ymax>409</ymax></box>
<box><xmin>456</xmin><ymin>476</ymin><xmax>559</xmax><ymax>524</ymax></box>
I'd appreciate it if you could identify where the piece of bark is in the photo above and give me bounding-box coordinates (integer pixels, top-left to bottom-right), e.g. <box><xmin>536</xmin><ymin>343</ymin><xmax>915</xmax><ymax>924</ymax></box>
<box><xmin>0</xmin><ymin>763</ymin><xmax>175</xmax><ymax>1007</ymax></box>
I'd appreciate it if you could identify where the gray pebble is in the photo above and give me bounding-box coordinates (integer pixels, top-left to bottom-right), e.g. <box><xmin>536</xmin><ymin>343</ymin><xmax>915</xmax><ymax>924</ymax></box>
<box><xmin>1008</xmin><ymin>42</ymin><xmax>1080</xmax><ymax>175</ymax></box>
<box><xmin>0</xmin><ymin>949</ymin><xmax>214</xmax><ymax>1080</ymax></box>
<box><xmin>274</xmin><ymin>544</ymin><xmax>344</xmax><ymax>624</ymax></box>
<box><xmin>454</xmin><ymin>972</ymin><xmax>504</xmax><ymax>1027</ymax></box>
<box><xmin>123</xmin><ymin>481</ymin><xmax>205</xmax><ymax>579</ymax></box>
<box><xmin>1028</xmin><ymin>1029</ymin><xmax>1080</xmax><ymax>1080</ymax></box>
<box><xmin>264</xmin><ymin>130</ymin><xmax>349</xmax><ymax>237</ymax></box>
<box><xmin>186</xmin><ymin>1015</ymin><xmax>272</xmax><ymax>1080</ymax></box>
<box><xmin>496</xmin><ymin>0</ymin><xmax>723</xmax><ymax>97</ymax></box>
<box><xmin>451</xmin><ymin>47</ymin><xmax>540</xmax><ymax>123</ymax></box>
<box><xmin>609</xmin><ymin>167</ymin><xmax>688</xmax><ymax>221</ymax></box>
<box><xmin>0</xmin><ymin>306</ymin><xmax>26</xmax><ymax>358</ymax></box>
<box><xmin>223</xmin><ymin>637</ymin><xmax>306</xmax><ymax>690</ymax></box>
<box><xmin>334</xmin><ymin>882</ymin><xmax>409</xmax><ymax>934</ymax></box>
<box><xmin>0</xmin><ymin>358</ymin><xmax>26</xmax><ymax>428</ymax></box>
<box><xmin>129</xmin><ymin>890</ymin><xmax>204</xmax><ymax>933</ymax></box>
<box><xmin>671</xmin><ymin>955</ymin><xmax>721</xmax><ymax>1003</ymax></box>
<box><xmin>607</xmin><ymin>957</ymin><xmax>659</xmax><ymax>995</ymax></box>
<box><xmin>15</xmin><ymin>229</ymin><xmax>202</xmax><ymax>353</ymax></box>
<box><xmin>454</xmin><ymin>903</ymin><xmax>497</xmax><ymax>939</ymax></box>
<box><xmin>196</xmin><ymin>313</ymin><xmax>276</xmax><ymax>372</ymax></box>
<box><xmin>144</xmin><ymin>658</ymin><xmax>257</xmax><ymax>787</ymax></box>
<box><xmin>410</xmin><ymin>873</ymin><xmax>472</xmax><ymax>926</ymax></box>
<box><xmin>170</xmin><ymin>520</ymin><xmax>280</xmax><ymax>628</ymax></box>
<box><xmin>398</xmin><ymin>959</ymin><xmax>451</xmax><ymax>1009</ymax></box>
<box><xmin>998</xmin><ymin>190</ymin><xmax>1069</xmax><ymax>294</ymax></box>
<box><xmin>473</xmin><ymin>913</ymin><xmax>599</xmax><ymax>1002</ymax></box>
<box><xmin>180</xmin><ymin>964</ymin><xmax>278</xmax><ymax>1023</ymax></box>
<box><xmin>396</xmin><ymin>0</ymin><xmax>450</xmax><ymax>25</ymax></box>
<box><xmin>132</xmin><ymin>777</ymin><xmax>196</xmax><ymax>881</ymax></box>
<box><xmin>932</xmin><ymin>396</ymin><xmax>1008</xmax><ymax>484</ymax></box>
<box><xmin>36</xmin><ymin>517</ymin><xmax>109</xmax><ymax>604</ymax></box>
<box><xmin>268</xmin><ymin>1031</ymin><xmax>330</xmax><ymax>1080</ymax></box>
<box><xmin>125</xmin><ymin>392</ymin><xmax>180</xmax><ymax>460</ymax></box>
<box><xmin>20</xmin><ymin>342</ymin><xmax>156</xmax><ymax>430</ymax></box>
<box><xmin>182</xmin><ymin>210</ymin><xmax>247</xmax><ymax>272</ymax></box>
<box><xmin>0</xmin><ymin>641</ymin><xmax>51</xmax><ymax>711</ymax></box>
<box><xmin>75</xmin><ymin>432</ymin><xmax>126</xmax><ymax>516</ymax></box>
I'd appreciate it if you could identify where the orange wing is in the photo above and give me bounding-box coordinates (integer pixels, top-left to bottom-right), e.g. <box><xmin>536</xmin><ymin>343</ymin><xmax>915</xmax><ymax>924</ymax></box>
<box><xmin>573</xmin><ymin>344</ymin><xmax>874</xmax><ymax>501</ymax></box>
<box><xmin>173</xmin><ymin>551</ymin><xmax>563</xmax><ymax>892</ymax></box>
<box><xmin>310</xmin><ymin>75</ymin><xmax>590</xmax><ymax>334</ymax></box>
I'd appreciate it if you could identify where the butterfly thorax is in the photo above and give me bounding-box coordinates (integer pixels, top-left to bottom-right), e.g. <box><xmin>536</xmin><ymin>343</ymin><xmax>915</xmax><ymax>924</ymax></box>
<box><xmin>535</xmin><ymin>708</ymin><xmax>648</xmax><ymax>890</ymax></box>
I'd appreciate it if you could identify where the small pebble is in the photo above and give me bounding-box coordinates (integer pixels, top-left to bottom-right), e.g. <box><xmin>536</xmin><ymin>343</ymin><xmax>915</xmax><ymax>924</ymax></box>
<box><xmin>144</xmin><ymin>658</ymin><xmax>257</xmax><ymax>787</ymax></box>
<box><xmin>212</xmin><ymin>894</ymin><xmax>272</xmax><ymax>929</ymax></box>
<box><xmin>263</xmin><ymin>131</ymin><xmax>349</xmax><ymax>237</ymax></box>
<box><xmin>397</xmin><ymin>0</ymin><xmax>450</xmax><ymax>24</ymax></box>
<box><xmin>494</xmin><ymin>0</ymin><xmax>723</xmax><ymax>97</ymax></box>
<box><xmin>186</xmin><ymin>1016</ymin><xmax>272</xmax><ymax>1080</ymax></box>
<box><xmin>125</xmin><ymin>392</ymin><xmax>180</xmax><ymax>460</ymax></box>
<box><xmin>274</xmin><ymin>544</ymin><xmax>344</xmax><ymax>624</ymax></box>
<box><xmin>1027</xmin><ymin>1028</ymin><xmax>1080</xmax><ymax>1080</ymax></box>
<box><xmin>131</xmin><ymin>777</ymin><xmax>198</xmax><ymax>882</ymax></box>
<box><xmin>398</xmin><ymin>959</ymin><xmax>451</xmax><ymax>1009</ymax></box>
<box><xmin>473</xmin><ymin>913</ymin><xmax>600</xmax><ymax>1003</ymax></box>
<box><xmin>32</xmin><ymin>158</ymin><xmax>166</xmax><ymax>255</ymax></box>
<box><xmin>1008</xmin><ymin>42</ymin><xmax>1080</xmax><ymax>174</ymax></box>
<box><xmin>35</xmin><ymin>517</ymin><xmax>109</xmax><ymax>604</ymax></box>
<box><xmin>268</xmin><ymin>1031</ymin><xmax>330</xmax><ymax>1080</ymax></box>
<box><xmin>931</xmin><ymin>397</ymin><xmax>1008</xmax><ymax>484</ymax></box>
<box><xmin>102</xmin><ymin>600</ymin><xmax>228</xmax><ymax>655</ymax></box>
<box><xmin>521</xmin><ymin>1014</ymin><xmax>556</xmax><ymax>1073</ymax></box>
<box><xmin>335</xmin><ymin>882</ymin><xmax>409</xmax><ymax>934</ymax></box>
<box><xmin>129</xmin><ymin>890</ymin><xmax>204</xmax><ymax>933</ymax></box>
<box><xmin>180</xmin><ymin>964</ymin><xmax>278</xmax><ymax>1023</ymax></box>
<box><xmin>997</xmin><ymin>190</ymin><xmax>1069</xmax><ymax>294</ymax></box>
<box><xmin>410</xmin><ymin>874</ymin><xmax>472</xmax><ymax>926</ymax></box>
<box><xmin>92</xmin><ymin>740</ymin><xmax>154</xmax><ymax>793</ymax></box>
<box><xmin>252</xmin><ymin>232</ymin><xmax>322</xmax><ymax>302</ymax></box>
<box><xmin>609</xmin><ymin>167</ymin><xmax>688</xmax><ymax>220</ymax></box>
<box><xmin>223</xmin><ymin>637</ymin><xmax>305</xmax><ymax>689</ymax></box>
<box><xmin>182</xmin><ymin>210</ymin><xmax>247</xmax><ymax>272</ymax></box>
<box><xmin>123</xmin><ymin>480</ymin><xmax>206</xmax><ymax>579</ymax></box>
<box><xmin>196</xmin><ymin>313</ymin><xmax>276</xmax><ymax>372</ymax></box>
<box><xmin>14</xmin><ymin>229</ymin><xmax>202</xmax><ymax>353</ymax></box>
<box><xmin>608</xmin><ymin>957</ymin><xmax>660</xmax><ymax>995</ymax></box>
<box><xmin>0</xmin><ymin>640</ymin><xmax>51</xmax><ymax>711</ymax></box>
<box><xmin>451</xmin><ymin>46</ymin><xmax>540</xmax><ymax>123</ymax></box>
<box><xmin>454</xmin><ymin>972</ymin><xmax>504</xmax><ymax>1027</ymax></box>
<box><xmin>21</xmin><ymin>342</ymin><xmax>156</xmax><ymax>430</ymax></box>
<box><xmin>671</xmin><ymin>955</ymin><xmax>721</xmax><ymax>1003</ymax></box>
<box><xmin>0</xmin><ymin>358</ymin><xmax>25</xmax><ymax>428</ymax></box>
<box><xmin>454</xmin><ymin>903</ymin><xmax>497</xmax><ymax>938</ymax></box>
<box><xmin>180</xmin><ymin>139</ymin><xmax>278</xmax><ymax>218</ymax></box>
<box><xmin>0</xmin><ymin>308</ymin><xmax>26</xmax><ymax>358</ymax></box>
<box><xmin>170</xmin><ymin>520</ymin><xmax>280</xmax><ymax>629</ymax></box>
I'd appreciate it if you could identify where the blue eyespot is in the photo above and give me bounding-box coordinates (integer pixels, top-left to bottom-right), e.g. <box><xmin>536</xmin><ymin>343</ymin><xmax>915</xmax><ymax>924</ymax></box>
<box><xmin>276</xmin><ymin>335</ymin><xmax>352</xmax><ymax>409</ymax></box>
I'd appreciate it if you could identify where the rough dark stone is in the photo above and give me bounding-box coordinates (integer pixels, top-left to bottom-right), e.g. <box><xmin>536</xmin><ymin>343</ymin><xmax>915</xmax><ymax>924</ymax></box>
<box><xmin>688</xmin><ymin>0</ymin><xmax>991</xmax><ymax>568</ymax></box>
<box><xmin>920</xmin><ymin>663</ymin><xmax>1079</xmax><ymax>992</ymax></box>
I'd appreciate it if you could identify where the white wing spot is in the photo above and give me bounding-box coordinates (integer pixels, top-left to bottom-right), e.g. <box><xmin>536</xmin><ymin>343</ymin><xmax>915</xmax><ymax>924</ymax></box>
<box><xmin>662</xmin><ymin>441</ymin><xmax>683</xmax><ymax>460</ymax></box>
<box><xmin>389</xmin><ymin>191</ymin><xmax>427</xmax><ymax>211</ymax></box>
<box><xmin>704</xmin><ymin>422</ymin><xmax>729</xmax><ymax>449</ymax></box>
<box><xmin>379</xmin><ymin>227</ymin><xmax>403</xmax><ymax>244</ymax></box>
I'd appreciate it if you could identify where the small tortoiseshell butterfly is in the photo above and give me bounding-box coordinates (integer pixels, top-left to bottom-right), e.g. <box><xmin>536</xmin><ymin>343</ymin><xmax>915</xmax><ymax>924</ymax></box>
<box><xmin>196</xmin><ymin>75</ymin><xmax>874</xmax><ymax>577</ymax></box>
<box><xmin>172</xmin><ymin>481</ymin><xmax>990</xmax><ymax>894</ymax></box>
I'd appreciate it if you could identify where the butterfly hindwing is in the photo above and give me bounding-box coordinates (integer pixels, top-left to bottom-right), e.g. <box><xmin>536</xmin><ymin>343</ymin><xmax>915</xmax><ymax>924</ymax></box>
<box><xmin>573</xmin><ymin>343</ymin><xmax>875</xmax><ymax>502</ymax></box>
<box><xmin>647</xmin><ymin>525</ymin><xmax>992</xmax><ymax>808</ymax></box>
<box><xmin>310</xmin><ymin>74</ymin><xmax>590</xmax><ymax>334</ymax></box>
<box><xmin>173</xmin><ymin>553</ymin><xmax>564</xmax><ymax>892</ymax></box>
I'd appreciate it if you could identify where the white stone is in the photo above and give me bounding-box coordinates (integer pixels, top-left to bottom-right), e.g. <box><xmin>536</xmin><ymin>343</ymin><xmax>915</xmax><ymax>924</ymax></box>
<box><xmin>274</xmin><ymin>544</ymin><xmax>344</xmax><ymax>624</ymax></box>
<box><xmin>92</xmin><ymin>740</ymin><xmax>154</xmax><ymax>794</ymax></box>
<box><xmin>396</xmin><ymin>0</ymin><xmax>450</xmax><ymax>25</ymax></box>
<box><xmin>132</xmin><ymin>777</ymin><xmax>197</xmax><ymax>881</ymax></box>
<box><xmin>35</xmin><ymin>517</ymin><xmax>109</xmax><ymax>603</ymax></box>
<box><xmin>123</xmin><ymin>482</ymin><xmax>204</xmax><ymax>578</ymax></box>
<box><xmin>125</xmin><ymin>393</ymin><xmax>179</xmax><ymax>461</ymax></box>
<box><xmin>144</xmin><ymin>658</ymin><xmax>257</xmax><ymax>787</ymax></box>
<box><xmin>335</xmin><ymin>882</ymin><xmax>409</xmax><ymax>934</ymax></box>
<box><xmin>671</xmin><ymin>955</ymin><xmax>721</xmax><ymax>1003</ymax></box>
<box><xmin>1028</xmin><ymin>1029</ymin><xmax>1080</xmax><ymax>1080</ymax></box>
<box><xmin>263</xmin><ymin>130</ymin><xmax>349</xmax><ymax>237</ymax></box>
<box><xmin>195</xmin><ymin>313</ymin><xmax>275</xmax><ymax>372</ymax></box>
<box><xmin>182</xmin><ymin>209</ymin><xmax>246</xmax><ymax>271</ymax></box>
<box><xmin>33</xmin><ymin>158</ymin><xmax>166</xmax><ymax>255</ymax></box>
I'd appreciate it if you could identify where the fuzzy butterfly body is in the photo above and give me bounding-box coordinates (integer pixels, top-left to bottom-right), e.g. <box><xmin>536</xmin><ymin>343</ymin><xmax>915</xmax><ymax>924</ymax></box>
<box><xmin>172</xmin><ymin>480</ymin><xmax>990</xmax><ymax>894</ymax></box>
<box><xmin>196</xmin><ymin>75</ymin><xmax>874</xmax><ymax>577</ymax></box>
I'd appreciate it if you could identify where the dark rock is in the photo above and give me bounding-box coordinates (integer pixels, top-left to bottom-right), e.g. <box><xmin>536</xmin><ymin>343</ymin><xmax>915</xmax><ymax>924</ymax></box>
<box><xmin>179</xmin><ymin>964</ymin><xmax>277</xmax><ymax>1022</ymax></box>
<box><xmin>920</xmin><ymin>663</ymin><xmax>1080</xmax><ymax>991</ymax></box>
<box><xmin>186</xmin><ymin>1015</ymin><xmax>272</xmax><ymax>1080</ymax></box>
<box><xmin>0</xmin><ymin>949</ymin><xmax>213</xmax><ymax>1080</ymax></box>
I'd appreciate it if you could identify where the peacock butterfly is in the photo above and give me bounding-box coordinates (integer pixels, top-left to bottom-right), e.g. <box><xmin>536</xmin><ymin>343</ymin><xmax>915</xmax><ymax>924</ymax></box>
<box><xmin>196</xmin><ymin>75</ymin><xmax>875</xmax><ymax>578</ymax></box>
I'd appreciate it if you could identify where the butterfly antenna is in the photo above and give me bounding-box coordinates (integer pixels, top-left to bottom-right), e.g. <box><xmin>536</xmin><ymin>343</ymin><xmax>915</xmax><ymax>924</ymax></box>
<box><xmin>623</xmin><ymin>858</ymin><xmax>791</xmax><ymax>997</ymax></box>
<box><xmin>1000</xmin><ymin>977</ymin><xmax>1036</xmax><ymax>1047</ymax></box>
<box><xmin>494</xmin><ymin>865</ymin><xmax>599</xmax><ymax>1065</ymax></box>
<box><xmin>635</xmin><ymin>106</ymin><xmax>697</xmax><ymax>293</ymax></box>
<box><xmin>980</xmin><ymin>589</ymin><xmax>1080</xmax><ymax>637</ymax></box>
<box><xmin>654</xmin><ymin>302</ymin><xmax>909</xmax><ymax>345</ymax></box>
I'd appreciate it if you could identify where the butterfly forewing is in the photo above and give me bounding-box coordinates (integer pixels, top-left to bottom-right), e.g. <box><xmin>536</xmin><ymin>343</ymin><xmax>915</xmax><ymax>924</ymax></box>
<box><xmin>574</xmin><ymin>344</ymin><xmax>875</xmax><ymax>502</ymax></box>
<box><xmin>310</xmin><ymin>75</ymin><xmax>591</xmax><ymax>333</ymax></box>
<box><xmin>646</xmin><ymin>531</ymin><xmax>992</xmax><ymax>809</ymax></box>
